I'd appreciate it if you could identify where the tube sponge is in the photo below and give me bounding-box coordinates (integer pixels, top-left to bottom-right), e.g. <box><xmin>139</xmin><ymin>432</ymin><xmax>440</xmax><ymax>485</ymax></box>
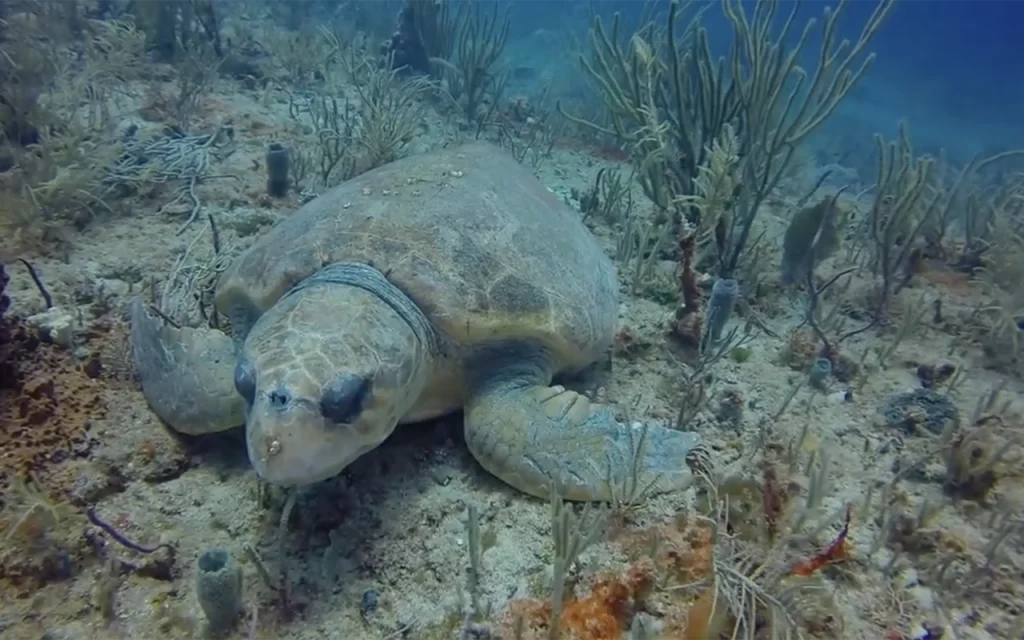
<box><xmin>703</xmin><ymin>277</ymin><xmax>738</xmax><ymax>348</ymax></box>
<box><xmin>265</xmin><ymin>143</ymin><xmax>290</xmax><ymax>198</ymax></box>
<box><xmin>195</xmin><ymin>548</ymin><xmax>243</xmax><ymax>633</ymax></box>
<box><xmin>809</xmin><ymin>357</ymin><xmax>832</xmax><ymax>390</ymax></box>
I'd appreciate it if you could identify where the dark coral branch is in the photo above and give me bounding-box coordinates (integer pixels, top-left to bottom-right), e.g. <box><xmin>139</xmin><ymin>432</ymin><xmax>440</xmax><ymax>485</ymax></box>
<box><xmin>676</xmin><ymin>234</ymin><xmax>700</xmax><ymax>316</ymax></box>
<box><xmin>760</xmin><ymin>460</ymin><xmax>788</xmax><ymax>545</ymax></box>
<box><xmin>87</xmin><ymin>507</ymin><xmax>175</xmax><ymax>555</ymax></box>
<box><xmin>17</xmin><ymin>259</ymin><xmax>52</xmax><ymax>309</ymax></box>
<box><xmin>1</xmin><ymin>262</ymin><xmax>10</xmax><ymax>319</ymax></box>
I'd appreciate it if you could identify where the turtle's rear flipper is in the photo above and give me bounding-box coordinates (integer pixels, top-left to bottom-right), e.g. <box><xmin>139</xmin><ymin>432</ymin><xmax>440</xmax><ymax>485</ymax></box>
<box><xmin>462</xmin><ymin>344</ymin><xmax>702</xmax><ymax>502</ymax></box>
<box><xmin>130</xmin><ymin>298</ymin><xmax>245</xmax><ymax>435</ymax></box>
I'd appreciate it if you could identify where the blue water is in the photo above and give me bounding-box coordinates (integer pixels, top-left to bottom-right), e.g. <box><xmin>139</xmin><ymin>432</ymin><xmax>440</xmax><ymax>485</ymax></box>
<box><xmin>501</xmin><ymin>0</ymin><xmax>1024</xmax><ymax>165</ymax></box>
<box><xmin>828</xmin><ymin>0</ymin><xmax>1024</xmax><ymax>158</ymax></box>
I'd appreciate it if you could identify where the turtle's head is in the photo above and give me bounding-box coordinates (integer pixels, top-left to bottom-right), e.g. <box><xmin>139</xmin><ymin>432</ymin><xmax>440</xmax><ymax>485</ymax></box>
<box><xmin>238</xmin><ymin>264</ymin><xmax>435</xmax><ymax>486</ymax></box>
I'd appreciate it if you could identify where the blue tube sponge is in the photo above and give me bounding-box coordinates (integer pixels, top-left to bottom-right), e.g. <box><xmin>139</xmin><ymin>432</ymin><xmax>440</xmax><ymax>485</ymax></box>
<box><xmin>703</xmin><ymin>277</ymin><xmax>738</xmax><ymax>347</ymax></box>
<box><xmin>196</xmin><ymin>548</ymin><xmax>243</xmax><ymax>633</ymax></box>
<box><xmin>809</xmin><ymin>357</ymin><xmax>832</xmax><ymax>389</ymax></box>
<box><xmin>266</xmin><ymin>143</ymin><xmax>290</xmax><ymax>198</ymax></box>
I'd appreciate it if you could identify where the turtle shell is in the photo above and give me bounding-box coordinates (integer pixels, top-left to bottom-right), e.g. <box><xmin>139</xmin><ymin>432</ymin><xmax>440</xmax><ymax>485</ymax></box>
<box><xmin>215</xmin><ymin>142</ymin><xmax>618</xmax><ymax>371</ymax></box>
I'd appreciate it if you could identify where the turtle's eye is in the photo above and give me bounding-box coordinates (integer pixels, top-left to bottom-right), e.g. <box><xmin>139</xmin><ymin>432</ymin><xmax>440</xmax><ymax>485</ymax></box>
<box><xmin>234</xmin><ymin>361</ymin><xmax>256</xmax><ymax>405</ymax></box>
<box><xmin>320</xmin><ymin>373</ymin><xmax>371</xmax><ymax>424</ymax></box>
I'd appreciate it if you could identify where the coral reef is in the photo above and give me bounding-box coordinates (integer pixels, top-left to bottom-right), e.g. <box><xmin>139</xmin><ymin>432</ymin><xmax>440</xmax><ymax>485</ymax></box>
<box><xmin>0</xmin><ymin>2</ymin><xmax>1022</xmax><ymax>640</ymax></box>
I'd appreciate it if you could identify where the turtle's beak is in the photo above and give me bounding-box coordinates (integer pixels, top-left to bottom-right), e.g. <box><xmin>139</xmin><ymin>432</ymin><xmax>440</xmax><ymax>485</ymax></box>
<box><xmin>244</xmin><ymin>389</ymin><xmax>379</xmax><ymax>487</ymax></box>
<box><xmin>244</xmin><ymin>394</ymin><xmax>344</xmax><ymax>487</ymax></box>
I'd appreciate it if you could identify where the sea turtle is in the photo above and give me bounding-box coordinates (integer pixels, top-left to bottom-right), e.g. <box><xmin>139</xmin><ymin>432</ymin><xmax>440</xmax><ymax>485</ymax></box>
<box><xmin>130</xmin><ymin>142</ymin><xmax>702</xmax><ymax>500</ymax></box>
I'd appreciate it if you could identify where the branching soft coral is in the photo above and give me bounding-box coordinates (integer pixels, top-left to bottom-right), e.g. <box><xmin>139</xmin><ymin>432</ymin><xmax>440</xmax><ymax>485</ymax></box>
<box><xmin>0</xmin><ymin>14</ymin><xmax>143</xmax><ymax>246</ymax></box>
<box><xmin>1</xmin><ymin>129</ymin><xmax>120</xmax><ymax>245</ymax></box>
<box><xmin>965</xmin><ymin>204</ymin><xmax>1024</xmax><ymax>357</ymax></box>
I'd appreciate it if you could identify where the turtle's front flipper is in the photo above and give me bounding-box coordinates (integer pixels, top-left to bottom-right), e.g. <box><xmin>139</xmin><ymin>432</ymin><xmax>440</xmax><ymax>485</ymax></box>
<box><xmin>463</xmin><ymin>343</ymin><xmax>702</xmax><ymax>501</ymax></box>
<box><xmin>130</xmin><ymin>298</ymin><xmax>245</xmax><ymax>435</ymax></box>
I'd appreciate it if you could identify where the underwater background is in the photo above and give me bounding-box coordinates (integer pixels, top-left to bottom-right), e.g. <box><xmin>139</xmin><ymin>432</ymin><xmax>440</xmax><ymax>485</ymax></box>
<box><xmin>509</xmin><ymin>0</ymin><xmax>1024</xmax><ymax>164</ymax></box>
<box><xmin>1</xmin><ymin>1</ymin><xmax>1024</xmax><ymax>639</ymax></box>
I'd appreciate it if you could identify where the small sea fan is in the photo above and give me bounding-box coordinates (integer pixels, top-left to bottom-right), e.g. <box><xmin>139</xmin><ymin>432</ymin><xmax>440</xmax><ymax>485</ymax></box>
<box><xmin>2</xmin><ymin>474</ymin><xmax>76</xmax><ymax>545</ymax></box>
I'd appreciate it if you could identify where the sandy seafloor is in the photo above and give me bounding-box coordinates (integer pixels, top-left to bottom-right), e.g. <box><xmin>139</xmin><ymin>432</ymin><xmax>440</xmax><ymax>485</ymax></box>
<box><xmin>2</xmin><ymin>52</ymin><xmax>1023</xmax><ymax>640</ymax></box>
